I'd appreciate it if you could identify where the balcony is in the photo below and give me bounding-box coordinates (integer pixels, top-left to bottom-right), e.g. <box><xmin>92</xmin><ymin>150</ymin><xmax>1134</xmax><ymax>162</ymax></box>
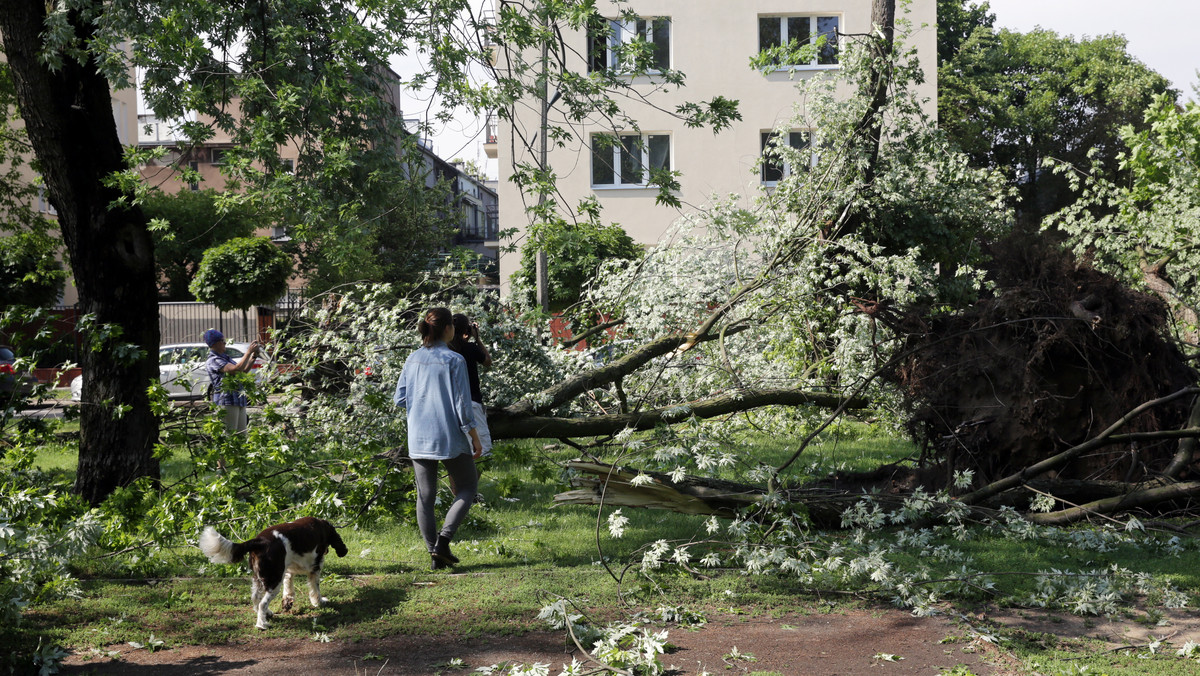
<box><xmin>138</xmin><ymin>114</ymin><xmax>184</xmax><ymax>144</ymax></box>
<box><xmin>480</xmin><ymin>9</ymin><xmax>497</xmax><ymax>65</ymax></box>
<box><xmin>483</xmin><ymin>113</ymin><xmax>498</xmax><ymax>159</ymax></box>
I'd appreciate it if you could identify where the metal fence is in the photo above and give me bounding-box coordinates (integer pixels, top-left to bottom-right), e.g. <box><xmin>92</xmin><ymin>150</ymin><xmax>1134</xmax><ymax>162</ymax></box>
<box><xmin>10</xmin><ymin>290</ymin><xmax>311</xmax><ymax>368</ymax></box>
<box><xmin>158</xmin><ymin>302</ymin><xmax>259</xmax><ymax>345</ymax></box>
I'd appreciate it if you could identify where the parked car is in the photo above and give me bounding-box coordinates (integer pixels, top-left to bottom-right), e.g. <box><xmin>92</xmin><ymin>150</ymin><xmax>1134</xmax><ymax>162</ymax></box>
<box><xmin>70</xmin><ymin>342</ymin><xmax>267</xmax><ymax>401</ymax></box>
<box><xmin>0</xmin><ymin>345</ymin><xmax>39</xmax><ymax>398</ymax></box>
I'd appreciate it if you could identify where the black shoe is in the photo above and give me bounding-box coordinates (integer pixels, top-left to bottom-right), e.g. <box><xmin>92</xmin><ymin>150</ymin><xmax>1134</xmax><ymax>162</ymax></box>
<box><xmin>430</xmin><ymin>555</ymin><xmax>445</xmax><ymax>570</ymax></box>
<box><xmin>433</xmin><ymin>534</ymin><xmax>459</xmax><ymax>565</ymax></box>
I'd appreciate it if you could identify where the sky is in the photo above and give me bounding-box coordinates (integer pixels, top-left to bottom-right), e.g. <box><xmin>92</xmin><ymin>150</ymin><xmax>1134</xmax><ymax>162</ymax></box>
<box><xmin>404</xmin><ymin>0</ymin><xmax>1200</xmax><ymax>179</ymax></box>
<box><xmin>986</xmin><ymin>0</ymin><xmax>1199</xmax><ymax>98</ymax></box>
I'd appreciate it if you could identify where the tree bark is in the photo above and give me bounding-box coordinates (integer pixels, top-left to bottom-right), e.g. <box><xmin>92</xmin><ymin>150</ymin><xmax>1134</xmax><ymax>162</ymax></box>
<box><xmin>490</xmin><ymin>386</ymin><xmax>867</xmax><ymax>439</ymax></box>
<box><xmin>1141</xmin><ymin>256</ymin><xmax>1200</xmax><ymax>345</ymax></box>
<box><xmin>554</xmin><ymin>460</ymin><xmax>866</xmax><ymax>527</ymax></box>
<box><xmin>0</xmin><ymin>2</ymin><xmax>160</xmax><ymax>504</ymax></box>
<box><xmin>1165</xmin><ymin>394</ymin><xmax>1200</xmax><ymax>479</ymax></box>
<box><xmin>556</xmin><ymin>462</ymin><xmax>1200</xmax><ymax>529</ymax></box>
<box><xmin>1027</xmin><ymin>481</ymin><xmax>1200</xmax><ymax>526</ymax></box>
<box><xmin>505</xmin><ymin>325</ymin><xmax>748</xmax><ymax>417</ymax></box>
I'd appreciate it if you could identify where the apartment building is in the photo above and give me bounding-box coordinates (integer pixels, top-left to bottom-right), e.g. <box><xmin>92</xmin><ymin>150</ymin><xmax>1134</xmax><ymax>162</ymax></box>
<box><xmin>488</xmin><ymin>0</ymin><xmax>937</xmax><ymax>294</ymax></box>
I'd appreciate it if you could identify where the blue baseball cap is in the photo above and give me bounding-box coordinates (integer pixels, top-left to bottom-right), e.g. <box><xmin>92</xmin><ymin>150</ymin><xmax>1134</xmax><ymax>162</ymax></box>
<box><xmin>203</xmin><ymin>328</ymin><xmax>224</xmax><ymax>347</ymax></box>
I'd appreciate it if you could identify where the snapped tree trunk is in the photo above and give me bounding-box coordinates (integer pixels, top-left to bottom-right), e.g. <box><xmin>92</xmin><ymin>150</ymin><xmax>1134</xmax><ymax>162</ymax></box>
<box><xmin>490</xmin><ymin>387</ymin><xmax>867</xmax><ymax>439</ymax></box>
<box><xmin>0</xmin><ymin>1</ymin><xmax>160</xmax><ymax>504</ymax></box>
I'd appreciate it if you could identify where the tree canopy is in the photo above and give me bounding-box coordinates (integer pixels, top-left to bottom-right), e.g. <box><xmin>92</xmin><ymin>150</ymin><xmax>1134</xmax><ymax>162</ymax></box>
<box><xmin>143</xmin><ymin>189</ymin><xmax>263</xmax><ymax>301</ymax></box>
<box><xmin>512</xmin><ymin>212</ymin><xmax>642</xmax><ymax>313</ymax></box>
<box><xmin>1051</xmin><ymin>94</ymin><xmax>1200</xmax><ymax>344</ymax></box>
<box><xmin>939</xmin><ymin>25</ymin><xmax>1174</xmax><ymax>224</ymax></box>
<box><xmin>935</xmin><ymin>0</ymin><xmax>994</xmax><ymax>66</ymax></box>
<box><xmin>190</xmin><ymin>236</ymin><xmax>292</xmax><ymax>312</ymax></box>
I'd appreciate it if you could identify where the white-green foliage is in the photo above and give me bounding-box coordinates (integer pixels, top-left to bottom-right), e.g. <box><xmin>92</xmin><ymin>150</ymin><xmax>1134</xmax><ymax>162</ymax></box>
<box><xmin>276</xmin><ymin>267</ymin><xmax>568</xmax><ymax>417</ymax></box>
<box><xmin>478</xmin><ymin>598</ymin><xmax>686</xmax><ymax>675</ymax></box>
<box><xmin>580</xmin><ymin>38</ymin><xmax>1009</xmax><ymax>436</ymax></box>
<box><xmin>621</xmin><ymin>481</ymin><xmax>1197</xmax><ymax>622</ymax></box>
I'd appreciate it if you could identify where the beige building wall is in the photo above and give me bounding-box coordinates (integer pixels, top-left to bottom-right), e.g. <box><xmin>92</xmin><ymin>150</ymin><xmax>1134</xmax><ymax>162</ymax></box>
<box><xmin>495</xmin><ymin>0</ymin><xmax>937</xmax><ymax>295</ymax></box>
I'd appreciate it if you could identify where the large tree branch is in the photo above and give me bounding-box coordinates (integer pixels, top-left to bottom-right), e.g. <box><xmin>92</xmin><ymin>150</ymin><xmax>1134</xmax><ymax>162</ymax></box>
<box><xmin>1141</xmin><ymin>257</ymin><xmax>1200</xmax><ymax>344</ymax></box>
<box><xmin>505</xmin><ymin>323</ymin><xmax>750</xmax><ymax>416</ymax></box>
<box><xmin>491</xmin><ymin>386</ymin><xmax>867</xmax><ymax>439</ymax></box>
<box><xmin>1165</xmin><ymin>394</ymin><xmax>1200</xmax><ymax>479</ymax></box>
<box><xmin>1027</xmin><ymin>481</ymin><xmax>1200</xmax><ymax>526</ymax></box>
<box><xmin>560</xmin><ymin>317</ymin><xmax>627</xmax><ymax>348</ymax></box>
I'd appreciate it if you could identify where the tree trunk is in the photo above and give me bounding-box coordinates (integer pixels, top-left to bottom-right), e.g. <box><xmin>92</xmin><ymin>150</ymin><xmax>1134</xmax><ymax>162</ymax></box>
<box><xmin>1027</xmin><ymin>481</ymin><xmax>1200</xmax><ymax>526</ymax></box>
<box><xmin>490</xmin><ymin>387</ymin><xmax>867</xmax><ymax>439</ymax></box>
<box><xmin>0</xmin><ymin>2</ymin><xmax>160</xmax><ymax>504</ymax></box>
<box><xmin>556</xmin><ymin>462</ymin><xmax>1200</xmax><ymax>529</ymax></box>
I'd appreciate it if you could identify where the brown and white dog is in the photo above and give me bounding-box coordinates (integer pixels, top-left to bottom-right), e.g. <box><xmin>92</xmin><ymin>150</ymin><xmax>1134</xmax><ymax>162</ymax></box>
<box><xmin>199</xmin><ymin>517</ymin><xmax>348</xmax><ymax>630</ymax></box>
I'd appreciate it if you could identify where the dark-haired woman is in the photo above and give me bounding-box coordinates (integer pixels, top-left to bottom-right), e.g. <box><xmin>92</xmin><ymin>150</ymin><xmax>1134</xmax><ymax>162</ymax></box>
<box><xmin>450</xmin><ymin>313</ymin><xmax>492</xmax><ymax>459</ymax></box>
<box><xmin>393</xmin><ymin>307</ymin><xmax>483</xmax><ymax>569</ymax></box>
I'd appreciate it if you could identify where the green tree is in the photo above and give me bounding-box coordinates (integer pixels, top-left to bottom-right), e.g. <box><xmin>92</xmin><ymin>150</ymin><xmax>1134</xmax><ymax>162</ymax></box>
<box><xmin>1</xmin><ymin>3</ymin><xmax>162</xmax><ymax>504</ymax></box>
<box><xmin>513</xmin><ymin>211</ymin><xmax>642</xmax><ymax>313</ymax></box>
<box><xmin>939</xmin><ymin>27</ymin><xmax>1174</xmax><ymax>225</ymax></box>
<box><xmin>0</xmin><ymin>230</ymin><xmax>65</xmax><ymax>307</ymax></box>
<box><xmin>290</xmin><ymin>161</ymin><xmax>460</xmax><ymax>294</ymax></box>
<box><xmin>936</xmin><ymin>0</ymin><xmax>994</xmax><ymax>66</ymax></box>
<box><xmin>482</xmin><ymin>1</ymin><xmax>740</xmax><ymax>310</ymax></box>
<box><xmin>143</xmin><ymin>189</ymin><xmax>263</xmax><ymax>301</ymax></box>
<box><xmin>190</xmin><ymin>237</ymin><xmax>292</xmax><ymax>312</ymax></box>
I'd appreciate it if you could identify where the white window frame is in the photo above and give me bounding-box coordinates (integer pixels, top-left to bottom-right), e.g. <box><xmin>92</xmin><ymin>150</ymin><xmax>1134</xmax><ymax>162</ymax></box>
<box><xmin>760</xmin><ymin>130</ymin><xmax>816</xmax><ymax>185</ymax></box>
<box><xmin>758</xmin><ymin>15</ymin><xmax>840</xmax><ymax>70</ymax></box>
<box><xmin>591</xmin><ymin>132</ymin><xmax>671</xmax><ymax>189</ymax></box>
<box><xmin>590</xmin><ymin>17</ymin><xmax>670</xmax><ymax>74</ymax></box>
<box><xmin>36</xmin><ymin>186</ymin><xmax>57</xmax><ymax>215</ymax></box>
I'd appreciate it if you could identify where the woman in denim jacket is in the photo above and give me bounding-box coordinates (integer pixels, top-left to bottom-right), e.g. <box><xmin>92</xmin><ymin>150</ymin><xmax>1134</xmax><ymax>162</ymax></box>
<box><xmin>393</xmin><ymin>307</ymin><xmax>483</xmax><ymax>569</ymax></box>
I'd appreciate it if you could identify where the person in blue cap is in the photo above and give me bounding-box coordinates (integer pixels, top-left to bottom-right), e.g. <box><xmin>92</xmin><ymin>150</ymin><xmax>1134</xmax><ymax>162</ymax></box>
<box><xmin>203</xmin><ymin>328</ymin><xmax>260</xmax><ymax>437</ymax></box>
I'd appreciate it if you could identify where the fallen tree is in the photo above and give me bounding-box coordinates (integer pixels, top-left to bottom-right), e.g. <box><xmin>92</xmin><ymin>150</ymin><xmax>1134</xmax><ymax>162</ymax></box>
<box><xmin>553</xmin><ymin>389</ymin><xmax>1200</xmax><ymax>528</ymax></box>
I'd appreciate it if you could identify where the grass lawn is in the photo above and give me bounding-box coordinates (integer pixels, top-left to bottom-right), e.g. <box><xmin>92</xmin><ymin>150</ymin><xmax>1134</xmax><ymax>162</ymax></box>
<box><xmin>7</xmin><ymin>422</ymin><xmax>1200</xmax><ymax>675</ymax></box>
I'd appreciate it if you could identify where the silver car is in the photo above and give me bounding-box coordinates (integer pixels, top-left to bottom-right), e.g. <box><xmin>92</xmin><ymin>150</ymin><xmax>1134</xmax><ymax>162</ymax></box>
<box><xmin>71</xmin><ymin>342</ymin><xmax>265</xmax><ymax>401</ymax></box>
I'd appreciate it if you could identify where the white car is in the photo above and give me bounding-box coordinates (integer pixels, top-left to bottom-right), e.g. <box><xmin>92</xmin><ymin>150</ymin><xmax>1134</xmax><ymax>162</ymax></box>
<box><xmin>71</xmin><ymin>342</ymin><xmax>266</xmax><ymax>401</ymax></box>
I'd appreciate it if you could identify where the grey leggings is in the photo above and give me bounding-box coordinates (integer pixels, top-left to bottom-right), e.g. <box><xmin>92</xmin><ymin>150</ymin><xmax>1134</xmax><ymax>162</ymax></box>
<box><xmin>411</xmin><ymin>454</ymin><xmax>478</xmax><ymax>552</ymax></box>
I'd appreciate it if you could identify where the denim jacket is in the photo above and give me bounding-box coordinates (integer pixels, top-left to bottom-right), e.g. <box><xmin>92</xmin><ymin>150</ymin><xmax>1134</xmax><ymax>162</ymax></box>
<box><xmin>393</xmin><ymin>342</ymin><xmax>475</xmax><ymax>460</ymax></box>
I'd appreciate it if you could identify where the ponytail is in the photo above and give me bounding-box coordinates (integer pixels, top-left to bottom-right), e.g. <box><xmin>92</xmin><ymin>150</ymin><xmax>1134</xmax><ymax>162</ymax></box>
<box><xmin>418</xmin><ymin>307</ymin><xmax>453</xmax><ymax>346</ymax></box>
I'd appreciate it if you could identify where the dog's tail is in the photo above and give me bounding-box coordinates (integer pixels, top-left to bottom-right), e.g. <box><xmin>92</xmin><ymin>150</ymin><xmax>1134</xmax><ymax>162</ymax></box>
<box><xmin>199</xmin><ymin>526</ymin><xmax>267</xmax><ymax>564</ymax></box>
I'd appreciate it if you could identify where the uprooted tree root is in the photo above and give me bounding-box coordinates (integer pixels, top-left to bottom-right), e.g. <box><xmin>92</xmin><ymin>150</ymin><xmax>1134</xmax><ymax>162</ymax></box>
<box><xmin>554</xmin><ymin>242</ymin><xmax>1200</xmax><ymax>527</ymax></box>
<box><xmin>887</xmin><ymin>239</ymin><xmax>1198</xmax><ymax>486</ymax></box>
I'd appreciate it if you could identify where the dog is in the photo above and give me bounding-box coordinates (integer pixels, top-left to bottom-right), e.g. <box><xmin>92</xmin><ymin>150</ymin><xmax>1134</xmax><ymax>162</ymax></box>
<box><xmin>199</xmin><ymin>517</ymin><xmax>348</xmax><ymax>630</ymax></box>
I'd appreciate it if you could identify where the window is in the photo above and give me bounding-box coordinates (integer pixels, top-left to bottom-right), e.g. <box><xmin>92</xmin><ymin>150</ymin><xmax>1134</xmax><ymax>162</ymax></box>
<box><xmin>210</xmin><ymin>148</ymin><xmax>228</xmax><ymax>165</ymax></box>
<box><xmin>592</xmin><ymin>133</ymin><xmax>670</xmax><ymax>187</ymax></box>
<box><xmin>36</xmin><ymin>187</ymin><xmax>57</xmax><ymax>215</ymax></box>
<box><xmin>188</xmin><ymin>161</ymin><xmax>200</xmax><ymax>191</ymax></box>
<box><xmin>588</xmin><ymin>18</ymin><xmax>670</xmax><ymax>73</ymax></box>
<box><xmin>758</xmin><ymin>15</ymin><xmax>839</xmax><ymax>67</ymax></box>
<box><xmin>761</xmin><ymin>131</ymin><xmax>812</xmax><ymax>183</ymax></box>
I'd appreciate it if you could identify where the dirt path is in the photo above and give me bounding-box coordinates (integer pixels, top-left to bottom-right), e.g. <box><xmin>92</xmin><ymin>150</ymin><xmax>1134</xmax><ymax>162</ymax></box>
<box><xmin>61</xmin><ymin>609</ymin><xmax>1002</xmax><ymax>675</ymax></box>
